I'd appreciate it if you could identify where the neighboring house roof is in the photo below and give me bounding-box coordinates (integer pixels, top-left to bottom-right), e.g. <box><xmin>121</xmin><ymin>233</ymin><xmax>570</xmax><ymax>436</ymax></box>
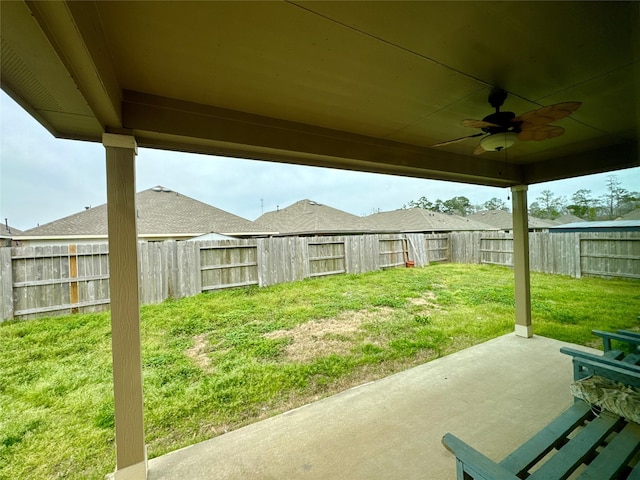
<box><xmin>18</xmin><ymin>186</ymin><xmax>272</xmax><ymax>239</ymax></box>
<box><xmin>0</xmin><ymin>223</ymin><xmax>23</xmax><ymax>238</ymax></box>
<box><xmin>467</xmin><ymin>210</ymin><xmax>557</xmax><ymax>230</ymax></box>
<box><xmin>619</xmin><ymin>208</ymin><xmax>640</xmax><ymax>220</ymax></box>
<box><xmin>255</xmin><ymin>199</ymin><xmax>371</xmax><ymax>235</ymax></box>
<box><xmin>554</xmin><ymin>214</ymin><xmax>584</xmax><ymax>225</ymax></box>
<box><xmin>550</xmin><ymin>220</ymin><xmax>640</xmax><ymax>233</ymax></box>
<box><xmin>364</xmin><ymin>208</ymin><xmax>495</xmax><ymax>232</ymax></box>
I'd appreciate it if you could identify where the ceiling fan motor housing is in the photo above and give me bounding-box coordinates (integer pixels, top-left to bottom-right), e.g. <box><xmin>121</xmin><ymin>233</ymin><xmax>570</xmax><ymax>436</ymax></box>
<box><xmin>481</xmin><ymin>111</ymin><xmax>521</xmax><ymax>134</ymax></box>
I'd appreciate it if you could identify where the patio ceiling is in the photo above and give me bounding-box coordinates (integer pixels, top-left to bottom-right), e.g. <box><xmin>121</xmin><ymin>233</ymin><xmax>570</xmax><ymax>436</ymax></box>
<box><xmin>2</xmin><ymin>1</ymin><xmax>638</xmax><ymax>187</ymax></box>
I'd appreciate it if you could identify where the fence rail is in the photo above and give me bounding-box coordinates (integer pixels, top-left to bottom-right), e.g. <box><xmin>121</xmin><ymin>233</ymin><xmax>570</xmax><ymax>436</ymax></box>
<box><xmin>1</xmin><ymin>232</ymin><xmax>638</xmax><ymax>321</ymax></box>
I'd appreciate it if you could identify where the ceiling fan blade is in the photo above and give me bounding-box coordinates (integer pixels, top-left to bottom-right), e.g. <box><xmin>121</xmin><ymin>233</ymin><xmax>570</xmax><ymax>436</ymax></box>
<box><xmin>473</xmin><ymin>143</ymin><xmax>487</xmax><ymax>155</ymax></box>
<box><xmin>462</xmin><ymin>119</ymin><xmax>500</xmax><ymax>128</ymax></box>
<box><xmin>431</xmin><ymin>132</ymin><xmax>485</xmax><ymax>147</ymax></box>
<box><xmin>513</xmin><ymin>102</ymin><xmax>581</xmax><ymax>126</ymax></box>
<box><xmin>518</xmin><ymin>124</ymin><xmax>565</xmax><ymax>141</ymax></box>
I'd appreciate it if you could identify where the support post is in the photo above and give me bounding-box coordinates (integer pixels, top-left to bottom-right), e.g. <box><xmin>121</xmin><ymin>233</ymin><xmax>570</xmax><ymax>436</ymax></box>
<box><xmin>103</xmin><ymin>133</ymin><xmax>147</xmax><ymax>479</ymax></box>
<box><xmin>511</xmin><ymin>185</ymin><xmax>532</xmax><ymax>338</ymax></box>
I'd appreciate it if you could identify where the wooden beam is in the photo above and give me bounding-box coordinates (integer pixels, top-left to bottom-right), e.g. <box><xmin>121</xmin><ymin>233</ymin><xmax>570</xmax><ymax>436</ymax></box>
<box><xmin>524</xmin><ymin>142</ymin><xmax>639</xmax><ymax>185</ymax></box>
<box><xmin>121</xmin><ymin>90</ymin><xmax>522</xmax><ymax>187</ymax></box>
<box><xmin>511</xmin><ymin>185</ymin><xmax>532</xmax><ymax>338</ymax></box>
<box><xmin>103</xmin><ymin>133</ymin><xmax>147</xmax><ymax>479</ymax></box>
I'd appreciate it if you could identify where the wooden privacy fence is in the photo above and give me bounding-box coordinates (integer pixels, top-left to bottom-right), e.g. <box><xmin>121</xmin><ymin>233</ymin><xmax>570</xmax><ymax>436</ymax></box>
<box><xmin>0</xmin><ymin>234</ymin><xmax>436</xmax><ymax>321</ymax></box>
<box><xmin>449</xmin><ymin>231</ymin><xmax>640</xmax><ymax>279</ymax></box>
<box><xmin>1</xmin><ymin>232</ymin><xmax>638</xmax><ymax>321</ymax></box>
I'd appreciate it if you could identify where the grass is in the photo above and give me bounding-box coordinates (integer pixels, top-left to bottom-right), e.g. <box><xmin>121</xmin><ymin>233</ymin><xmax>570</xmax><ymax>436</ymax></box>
<box><xmin>1</xmin><ymin>263</ymin><xmax>638</xmax><ymax>479</ymax></box>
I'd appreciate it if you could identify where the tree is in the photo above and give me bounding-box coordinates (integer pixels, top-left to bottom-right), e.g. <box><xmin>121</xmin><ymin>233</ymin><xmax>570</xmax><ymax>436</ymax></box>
<box><xmin>441</xmin><ymin>196</ymin><xmax>473</xmax><ymax>216</ymax></box>
<box><xmin>600</xmin><ymin>174</ymin><xmax>638</xmax><ymax>219</ymax></box>
<box><xmin>530</xmin><ymin>189</ymin><xmax>566</xmax><ymax>219</ymax></box>
<box><xmin>482</xmin><ymin>197</ymin><xmax>509</xmax><ymax>212</ymax></box>
<box><xmin>618</xmin><ymin>190</ymin><xmax>640</xmax><ymax>217</ymax></box>
<box><xmin>601</xmin><ymin>175</ymin><xmax>624</xmax><ymax>219</ymax></box>
<box><xmin>403</xmin><ymin>196</ymin><xmax>435</xmax><ymax>210</ymax></box>
<box><xmin>567</xmin><ymin>189</ymin><xmax>598</xmax><ymax>220</ymax></box>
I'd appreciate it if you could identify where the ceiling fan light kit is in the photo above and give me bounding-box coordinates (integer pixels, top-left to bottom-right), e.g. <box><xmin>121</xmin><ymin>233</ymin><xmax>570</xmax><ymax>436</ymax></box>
<box><xmin>480</xmin><ymin>131</ymin><xmax>518</xmax><ymax>152</ymax></box>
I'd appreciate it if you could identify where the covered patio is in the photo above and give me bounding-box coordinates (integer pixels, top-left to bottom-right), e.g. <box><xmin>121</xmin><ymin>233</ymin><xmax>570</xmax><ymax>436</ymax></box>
<box><xmin>147</xmin><ymin>334</ymin><xmax>598</xmax><ymax>480</ymax></box>
<box><xmin>1</xmin><ymin>2</ymin><xmax>637</xmax><ymax>479</ymax></box>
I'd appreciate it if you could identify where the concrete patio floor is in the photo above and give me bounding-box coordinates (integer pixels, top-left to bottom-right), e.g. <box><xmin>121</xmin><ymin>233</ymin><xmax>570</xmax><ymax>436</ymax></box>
<box><xmin>147</xmin><ymin>333</ymin><xmax>598</xmax><ymax>480</ymax></box>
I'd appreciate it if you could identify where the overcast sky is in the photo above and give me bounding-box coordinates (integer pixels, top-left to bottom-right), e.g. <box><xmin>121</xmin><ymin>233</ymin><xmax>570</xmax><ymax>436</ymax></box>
<box><xmin>1</xmin><ymin>91</ymin><xmax>638</xmax><ymax>231</ymax></box>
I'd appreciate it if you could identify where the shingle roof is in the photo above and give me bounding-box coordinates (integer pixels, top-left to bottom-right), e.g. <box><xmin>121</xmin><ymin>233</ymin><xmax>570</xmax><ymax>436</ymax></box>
<box><xmin>467</xmin><ymin>210</ymin><xmax>557</xmax><ymax>230</ymax></box>
<box><xmin>550</xmin><ymin>220</ymin><xmax>640</xmax><ymax>232</ymax></box>
<box><xmin>256</xmin><ymin>199</ymin><xmax>371</xmax><ymax>235</ymax></box>
<box><xmin>0</xmin><ymin>223</ymin><xmax>23</xmax><ymax>237</ymax></box>
<box><xmin>554</xmin><ymin>214</ymin><xmax>584</xmax><ymax>225</ymax></box>
<box><xmin>619</xmin><ymin>208</ymin><xmax>640</xmax><ymax>220</ymax></box>
<box><xmin>19</xmin><ymin>186</ymin><xmax>270</xmax><ymax>238</ymax></box>
<box><xmin>364</xmin><ymin>208</ymin><xmax>494</xmax><ymax>232</ymax></box>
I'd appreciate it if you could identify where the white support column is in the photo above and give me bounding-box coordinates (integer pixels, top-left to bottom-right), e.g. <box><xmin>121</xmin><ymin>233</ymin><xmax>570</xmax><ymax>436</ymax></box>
<box><xmin>103</xmin><ymin>133</ymin><xmax>147</xmax><ymax>480</ymax></box>
<box><xmin>511</xmin><ymin>185</ymin><xmax>533</xmax><ymax>338</ymax></box>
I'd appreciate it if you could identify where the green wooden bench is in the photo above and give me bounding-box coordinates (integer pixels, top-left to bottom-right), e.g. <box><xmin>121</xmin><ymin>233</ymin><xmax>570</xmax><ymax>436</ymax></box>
<box><xmin>442</xmin><ymin>332</ymin><xmax>640</xmax><ymax>480</ymax></box>
<box><xmin>592</xmin><ymin>329</ymin><xmax>640</xmax><ymax>364</ymax></box>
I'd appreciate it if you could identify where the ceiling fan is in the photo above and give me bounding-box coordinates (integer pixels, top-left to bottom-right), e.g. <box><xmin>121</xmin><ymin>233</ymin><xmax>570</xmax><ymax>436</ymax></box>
<box><xmin>432</xmin><ymin>89</ymin><xmax>581</xmax><ymax>155</ymax></box>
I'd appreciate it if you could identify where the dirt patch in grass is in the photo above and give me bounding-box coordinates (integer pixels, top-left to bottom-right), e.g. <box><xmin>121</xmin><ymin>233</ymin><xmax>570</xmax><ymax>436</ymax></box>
<box><xmin>265</xmin><ymin>307</ymin><xmax>394</xmax><ymax>362</ymax></box>
<box><xmin>408</xmin><ymin>291</ymin><xmax>441</xmax><ymax>310</ymax></box>
<box><xmin>186</xmin><ymin>333</ymin><xmax>213</xmax><ymax>372</ymax></box>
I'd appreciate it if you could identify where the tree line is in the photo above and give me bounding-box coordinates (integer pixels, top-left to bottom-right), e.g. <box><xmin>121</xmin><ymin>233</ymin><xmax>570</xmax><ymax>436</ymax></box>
<box><xmin>404</xmin><ymin>174</ymin><xmax>639</xmax><ymax>220</ymax></box>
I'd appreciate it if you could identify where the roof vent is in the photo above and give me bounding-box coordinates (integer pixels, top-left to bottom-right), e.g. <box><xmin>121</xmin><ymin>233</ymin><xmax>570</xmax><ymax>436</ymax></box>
<box><xmin>162</xmin><ymin>187</ymin><xmax>172</xmax><ymax>193</ymax></box>
<box><xmin>152</xmin><ymin>186</ymin><xmax>163</xmax><ymax>192</ymax></box>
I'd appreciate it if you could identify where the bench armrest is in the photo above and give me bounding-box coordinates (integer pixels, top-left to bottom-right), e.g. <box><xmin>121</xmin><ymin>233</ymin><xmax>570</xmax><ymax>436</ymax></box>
<box><xmin>560</xmin><ymin>347</ymin><xmax>640</xmax><ymax>387</ymax></box>
<box><xmin>592</xmin><ymin>330</ymin><xmax>640</xmax><ymax>352</ymax></box>
<box><xmin>442</xmin><ymin>433</ymin><xmax>520</xmax><ymax>480</ymax></box>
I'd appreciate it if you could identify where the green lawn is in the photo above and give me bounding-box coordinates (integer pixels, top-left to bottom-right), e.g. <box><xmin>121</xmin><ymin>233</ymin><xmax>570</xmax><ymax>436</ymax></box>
<box><xmin>1</xmin><ymin>264</ymin><xmax>638</xmax><ymax>479</ymax></box>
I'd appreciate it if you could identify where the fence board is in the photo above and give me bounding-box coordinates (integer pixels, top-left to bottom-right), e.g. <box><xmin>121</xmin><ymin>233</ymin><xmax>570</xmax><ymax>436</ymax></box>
<box><xmin>0</xmin><ymin>248</ymin><xmax>12</xmax><ymax>319</ymax></box>
<box><xmin>176</xmin><ymin>241</ymin><xmax>200</xmax><ymax>297</ymax></box>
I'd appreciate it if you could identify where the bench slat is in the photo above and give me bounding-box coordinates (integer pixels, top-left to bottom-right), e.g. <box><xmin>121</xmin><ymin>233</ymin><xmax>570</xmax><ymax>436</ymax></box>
<box><xmin>603</xmin><ymin>349</ymin><xmax>625</xmax><ymax>360</ymax></box>
<box><xmin>498</xmin><ymin>402</ymin><xmax>592</xmax><ymax>475</ymax></box>
<box><xmin>623</xmin><ymin>353</ymin><xmax>640</xmax><ymax>365</ymax></box>
<box><xmin>576</xmin><ymin>421</ymin><xmax>640</xmax><ymax>480</ymax></box>
<box><xmin>528</xmin><ymin>412</ymin><xmax>622</xmax><ymax>480</ymax></box>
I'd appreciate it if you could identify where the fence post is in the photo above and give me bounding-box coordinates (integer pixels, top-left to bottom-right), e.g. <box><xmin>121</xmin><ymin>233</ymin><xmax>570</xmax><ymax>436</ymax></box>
<box><xmin>575</xmin><ymin>233</ymin><xmax>582</xmax><ymax>278</ymax></box>
<box><xmin>0</xmin><ymin>247</ymin><xmax>13</xmax><ymax>321</ymax></box>
<box><xmin>69</xmin><ymin>244</ymin><xmax>79</xmax><ymax>313</ymax></box>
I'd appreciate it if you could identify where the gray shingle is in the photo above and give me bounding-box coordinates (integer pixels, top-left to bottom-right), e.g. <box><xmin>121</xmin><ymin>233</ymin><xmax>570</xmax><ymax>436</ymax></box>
<box><xmin>364</xmin><ymin>208</ymin><xmax>494</xmax><ymax>232</ymax></box>
<box><xmin>20</xmin><ymin>186</ymin><xmax>269</xmax><ymax>237</ymax></box>
<box><xmin>0</xmin><ymin>223</ymin><xmax>23</xmax><ymax>237</ymax></box>
<box><xmin>256</xmin><ymin>199</ymin><xmax>371</xmax><ymax>234</ymax></box>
